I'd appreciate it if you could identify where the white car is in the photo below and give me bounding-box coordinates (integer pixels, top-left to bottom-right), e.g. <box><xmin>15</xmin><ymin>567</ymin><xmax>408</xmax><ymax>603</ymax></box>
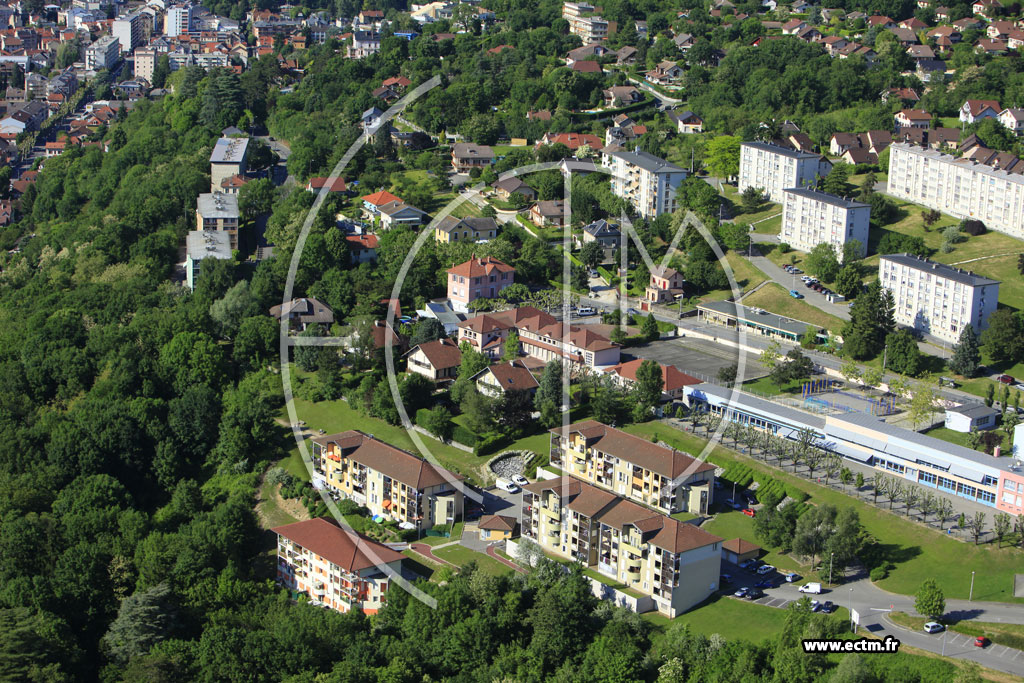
<box><xmin>756</xmin><ymin>564</ymin><xmax>776</xmax><ymax>575</ymax></box>
<box><xmin>495</xmin><ymin>478</ymin><xmax>519</xmax><ymax>493</ymax></box>
<box><xmin>924</xmin><ymin>622</ymin><xmax>945</xmax><ymax>634</ymax></box>
<box><xmin>511</xmin><ymin>474</ymin><xmax>529</xmax><ymax>487</ymax></box>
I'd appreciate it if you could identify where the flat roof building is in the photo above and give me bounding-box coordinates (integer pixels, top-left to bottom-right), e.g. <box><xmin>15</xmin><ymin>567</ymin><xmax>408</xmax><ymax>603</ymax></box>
<box><xmin>195</xmin><ymin>192</ymin><xmax>241</xmax><ymax>249</ymax></box>
<box><xmin>209</xmin><ymin>136</ymin><xmax>249</xmax><ymax>192</ymax></box>
<box><xmin>781</xmin><ymin>187</ymin><xmax>870</xmax><ymax>261</ymax></box>
<box><xmin>739</xmin><ymin>141</ymin><xmax>832</xmax><ymax>203</ymax></box>
<box><xmin>697</xmin><ymin>300</ymin><xmax>822</xmax><ymax>341</ymax></box>
<box><xmin>604</xmin><ymin>149</ymin><xmax>686</xmax><ymax>219</ymax></box>
<box><xmin>184</xmin><ymin>230</ymin><xmax>232</xmax><ymax>290</ymax></box>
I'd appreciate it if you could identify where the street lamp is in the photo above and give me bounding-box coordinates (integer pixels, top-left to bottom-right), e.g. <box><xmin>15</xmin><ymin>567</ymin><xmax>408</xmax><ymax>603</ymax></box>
<box><xmin>848</xmin><ymin>588</ymin><xmax>854</xmax><ymax>633</ymax></box>
<box><xmin>970</xmin><ymin>570</ymin><xmax>975</xmax><ymax>601</ymax></box>
<box><xmin>828</xmin><ymin>552</ymin><xmax>834</xmax><ymax>586</ymax></box>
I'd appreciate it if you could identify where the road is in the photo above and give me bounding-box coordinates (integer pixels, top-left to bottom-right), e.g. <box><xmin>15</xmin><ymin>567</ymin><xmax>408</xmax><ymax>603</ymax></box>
<box><xmin>258</xmin><ymin>136</ymin><xmax>293</xmax><ymax>187</ymax></box>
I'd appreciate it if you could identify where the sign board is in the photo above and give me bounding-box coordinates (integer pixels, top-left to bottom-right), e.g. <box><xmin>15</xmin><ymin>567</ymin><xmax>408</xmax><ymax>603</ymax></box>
<box><xmin>510</xmin><ymin>138</ymin><xmax>528</xmax><ymax>147</ymax></box>
<box><xmin>850</xmin><ymin>608</ymin><xmax>860</xmax><ymax>627</ymax></box>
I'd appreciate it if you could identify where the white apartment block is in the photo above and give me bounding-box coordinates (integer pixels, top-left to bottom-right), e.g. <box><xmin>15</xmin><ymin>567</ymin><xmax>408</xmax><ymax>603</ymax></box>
<box><xmin>879</xmin><ymin>253</ymin><xmax>999</xmax><ymax>343</ymax></box>
<box><xmin>738</xmin><ymin>141</ymin><xmax>832</xmax><ymax>203</ymax></box>
<box><xmin>84</xmin><ymin>35</ymin><xmax>119</xmax><ymax>71</ymax></box>
<box><xmin>134</xmin><ymin>48</ymin><xmax>156</xmax><ymax>82</ymax></box>
<box><xmin>521</xmin><ymin>475</ymin><xmax>723</xmax><ymax>617</ymax></box>
<box><xmin>112</xmin><ymin>10</ymin><xmax>144</xmax><ymax>53</ymax></box>
<box><xmin>781</xmin><ymin>188</ymin><xmax>870</xmax><ymax>261</ymax></box>
<box><xmin>562</xmin><ymin>2</ymin><xmax>608</xmax><ymax>41</ymax></box>
<box><xmin>604</xmin><ymin>149</ymin><xmax>686</xmax><ymax>219</ymax></box>
<box><xmin>166</xmin><ymin>4</ymin><xmax>195</xmax><ymax>37</ymax></box>
<box><xmin>888</xmin><ymin>142</ymin><xmax>1024</xmax><ymax>239</ymax></box>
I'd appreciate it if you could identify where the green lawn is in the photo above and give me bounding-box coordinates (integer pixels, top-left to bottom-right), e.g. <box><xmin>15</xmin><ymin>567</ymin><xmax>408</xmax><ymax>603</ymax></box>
<box><xmin>724</xmin><ymin>250</ymin><xmax>769</xmax><ymax>293</ymax></box>
<box><xmin>643</xmin><ymin>592</ymin><xmax>789</xmax><ymax>643</ymax></box>
<box><xmin>740</xmin><ymin>376</ymin><xmax>807</xmax><ymax>397</ymax></box>
<box><xmin>752</xmin><ymin>214</ymin><xmax>782</xmax><ymax>235</ymax></box>
<box><xmin>922</xmin><ymin>425</ymin><xmax>1011</xmax><ymax>453</ymax></box>
<box><xmin>433</xmin><ymin>545</ymin><xmax>515</xmax><ymax>576</ymax></box>
<box><xmin>402</xmin><ymin>550</ymin><xmax>443</xmax><ymax>581</ymax></box>
<box><xmin>419</xmin><ymin>521</ymin><xmax>465</xmax><ymax>546</ymax></box>
<box><xmin>703</xmin><ymin>510</ymin><xmax>805</xmax><ymax>575</ymax></box>
<box><xmin>623</xmin><ymin>421</ymin><xmax>1024</xmax><ymax>603</ymax></box>
<box><xmin>721</xmin><ymin>185</ymin><xmax>782</xmax><ymax>224</ymax></box>
<box><xmin>742</xmin><ymin>283</ymin><xmax>847</xmax><ymax>333</ymax></box>
<box><xmin>282</xmin><ymin>396</ymin><xmax>492</xmax><ymax>484</ymax></box>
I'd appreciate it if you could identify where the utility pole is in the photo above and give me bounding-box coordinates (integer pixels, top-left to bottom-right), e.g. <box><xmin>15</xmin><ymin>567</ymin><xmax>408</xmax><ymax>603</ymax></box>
<box><xmin>970</xmin><ymin>570</ymin><xmax>975</xmax><ymax>601</ymax></box>
<box><xmin>829</xmin><ymin>552</ymin><xmax>834</xmax><ymax>586</ymax></box>
<box><xmin>848</xmin><ymin>588</ymin><xmax>854</xmax><ymax>633</ymax></box>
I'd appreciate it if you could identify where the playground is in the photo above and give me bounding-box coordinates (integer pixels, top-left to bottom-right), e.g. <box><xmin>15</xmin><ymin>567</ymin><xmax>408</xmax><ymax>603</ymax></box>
<box><xmin>800</xmin><ymin>379</ymin><xmax>898</xmax><ymax>417</ymax></box>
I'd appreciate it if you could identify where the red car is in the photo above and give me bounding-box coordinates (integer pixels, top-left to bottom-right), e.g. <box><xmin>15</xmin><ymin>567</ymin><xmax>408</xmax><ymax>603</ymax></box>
<box><xmin>999</xmin><ymin>375</ymin><xmax>1015</xmax><ymax>385</ymax></box>
<box><xmin>975</xmin><ymin>636</ymin><xmax>991</xmax><ymax>648</ymax></box>
<box><xmin>742</xmin><ymin>508</ymin><xmax>756</xmax><ymax>517</ymax></box>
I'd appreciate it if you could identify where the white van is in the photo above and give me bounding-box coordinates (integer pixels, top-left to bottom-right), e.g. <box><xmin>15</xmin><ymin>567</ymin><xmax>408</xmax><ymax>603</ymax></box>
<box><xmin>495</xmin><ymin>477</ymin><xmax>520</xmax><ymax>493</ymax></box>
<box><xmin>577</xmin><ymin>306</ymin><xmax>596</xmax><ymax>316</ymax></box>
<box><xmin>798</xmin><ymin>582</ymin><xmax>822</xmax><ymax>594</ymax></box>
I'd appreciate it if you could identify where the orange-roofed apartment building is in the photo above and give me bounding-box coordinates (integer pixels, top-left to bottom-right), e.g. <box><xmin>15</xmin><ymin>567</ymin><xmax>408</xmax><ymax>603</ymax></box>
<box><xmin>273</xmin><ymin>517</ymin><xmax>405</xmax><ymax>614</ymax></box>
<box><xmin>457</xmin><ymin>306</ymin><xmax>621</xmax><ymax>368</ymax></box>
<box><xmin>603</xmin><ymin>359</ymin><xmax>701</xmax><ymax>401</ymax></box>
<box><xmin>521</xmin><ymin>475</ymin><xmax>723</xmax><ymax>616</ymax></box>
<box><xmin>549</xmin><ymin>420</ymin><xmax>716</xmax><ymax>515</ymax></box>
<box><xmin>447</xmin><ymin>255</ymin><xmax>515</xmax><ymax>312</ymax></box>
<box><xmin>310</xmin><ymin>431</ymin><xmax>463</xmax><ymax>529</ymax></box>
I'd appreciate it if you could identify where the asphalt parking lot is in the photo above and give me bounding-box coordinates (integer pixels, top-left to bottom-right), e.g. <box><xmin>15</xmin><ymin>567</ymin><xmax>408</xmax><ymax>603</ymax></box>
<box><xmin>624</xmin><ymin>338</ymin><xmax>767</xmax><ymax>383</ymax></box>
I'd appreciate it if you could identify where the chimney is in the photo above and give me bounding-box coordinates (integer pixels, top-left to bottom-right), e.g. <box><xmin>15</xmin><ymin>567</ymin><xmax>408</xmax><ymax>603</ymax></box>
<box><xmin>994</xmin><ymin>445</ymin><xmax>1001</xmax><ymax>458</ymax></box>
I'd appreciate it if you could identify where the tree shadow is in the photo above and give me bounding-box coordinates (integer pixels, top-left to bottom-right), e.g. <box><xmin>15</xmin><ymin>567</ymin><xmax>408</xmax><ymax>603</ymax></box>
<box><xmin>946</xmin><ymin>608</ymin><xmax>986</xmax><ymax>622</ymax></box>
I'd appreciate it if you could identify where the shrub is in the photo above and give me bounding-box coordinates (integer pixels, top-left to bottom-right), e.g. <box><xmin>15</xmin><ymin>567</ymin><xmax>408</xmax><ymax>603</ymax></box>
<box><xmin>266</xmin><ymin>467</ymin><xmax>292</xmax><ymax>487</ymax></box>
<box><xmin>452</xmin><ymin>424</ymin><xmax>477</xmax><ymax>447</ymax></box>
<box><xmin>475</xmin><ymin>432</ymin><xmax>512</xmax><ymax>456</ymax></box>
<box><xmin>870</xmin><ymin>566</ymin><xmax>889</xmax><ymax>581</ymax></box>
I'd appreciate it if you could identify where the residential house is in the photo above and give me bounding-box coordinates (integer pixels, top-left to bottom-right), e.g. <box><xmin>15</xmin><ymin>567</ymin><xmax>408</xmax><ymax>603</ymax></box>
<box><xmin>722</xmin><ymin>538</ymin><xmax>761</xmax><ymax>565</ymax></box>
<box><xmin>788</xmin><ymin>133</ymin><xmax>816</xmax><ymax>153</ymax></box>
<box><xmin>916</xmin><ymin>59</ymin><xmax>948</xmax><ymax>82</ymax></box>
<box><xmin>907</xmin><ymin>44</ymin><xmax>936</xmax><ymax>61</ymax></box>
<box><xmin>404</xmin><ymin>337</ymin><xmax>462</xmax><ymax>382</ymax></box>
<box><xmin>602</xmin><ymin>85</ymin><xmax>642</xmax><ymax>107</ymax></box>
<box><xmin>578</xmin><ymin>218</ymin><xmax>621</xmax><ymax>248</ymax></box>
<box><xmin>0</xmin><ymin>100</ymin><xmax>46</xmax><ymax>134</ymax></box>
<box><xmin>477</xmin><ymin>515</ymin><xmax>517</xmax><ymax>541</ymax></box>
<box><xmin>571</xmin><ymin>60</ymin><xmax>602</xmax><ymax>74</ymax></box>
<box><xmin>472</xmin><ymin>359</ymin><xmax>539</xmax><ymax>397</ymax></box>
<box><xmin>975</xmin><ymin>38</ymin><xmax>1008</xmax><ymax>55</ymax></box>
<box><xmin>674</xmin><ymin>110</ymin><xmax>704</xmax><ymax>134</ymax></box>
<box><xmin>781</xmin><ymin>18</ymin><xmax>806</xmax><ymax>34</ymax></box>
<box><xmin>539</xmin><ymin>132</ymin><xmax>604</xmax><ymax>152</ymax></box>
<box><xmin>458</xmin><ymin>306</ymin><xmax>621</xmax><ymax>368</ymax></box>
<box><xmin>451</xmin><ymin>143</ymin><xmax>494</xmax><ymax>173</ymax></box>
<box><xmin>820</xmin><ymin>35</ymin><xmax>850</xmax><ymax>56</ymax></box>
<box><xmin>603</xmin><ymin>359</ymin><xmax>701</xmax><ymax>401</ymax></box>
<box><xmin>566</xmin><ymin>42</ymin><xmax>610</xmax><ymax>65</ymax></box>
<box><xmin>548</xmin><ymin>420</ymin><xmax>717</xmax><ymax>516</ymax></box>
<box><xmin>348</xmin><ymin>30</ymin><xmax>380</xmax><ymax>58</ymax></box>
<box><xmin>645</xmin><ymin>61</ymin><xmax>682</xmax><ymax>85</ymax></box>
<box><xmin>888</xmin><ymin>27</ymin><xmax>919</xmax><ymax>46</ymax></box>
<box><xmin>447</xmin><ymin>255</ymin><xmax>516</xmax><ymax>313</ymax></box>
<box><xmin>998</xmin><ymin>108</ymin><xmax>1024</xmax><ymax>135</ymax></box>
<box><xmin>616</xmin><ymin>45</ymin><xmax>638</xmax><ymax>64</ymax></box>
<box><xmin>867</xmin><ymin>15</ymin><xmax>897</xmax><ymax>29</ymax></box>
<box><xmin>362</xmin><ymin>190</ymin><xmax>402</xmax><ymax>215</ymax></box>
<box><xmin>310</xmin><ymin>430</ymin><xmax>463</xmax><ymax>527</ymax></box>
<box><xmin>433</xmin><ymin>216</ymin><xmax>499</xmax><ymax>243</ymax></box>
<box><xmin>346</xmin><ymin>232</ymin><xmax>379</xmax><ymax>264</ymax></box>
<box><xmin>883</xmin><ymin>87</ymin><xmax>921</xmax><ymax>104</ymax></box>
<box><xmin>987</xmin><ymin>20</ymin><xmax>1015</xmax><ymax>39</ymax></box>
<box><xmin>361</xmin><ymin>106</ymin><xmax>384</xmax><ymax>131</ymax></box>
<box><xmin>273</xmin><ymin>518</ymin><xmax>405</xmax><ymax>614</ymax></box>
<box><xmin>894</xmin><ymin>109</ymin><xmax>932</xmax><ymax>128</ymax></box>
<box><xmin>377</xmin><ymin>200</ymin><xmax>427</xmax><ymax>230</ymax></box>
<box><xmin>960</xmin><ymin>99</ymin><xmax>1001</xmax><ymax>124</ymax></box>
<box><xmin>843</xmin><ymin>147</ymin><xmax>876</xmax><ymax>165</ymax></box>
<box><xmin>645</xmin><ymin>266</ymin><xmax>686</xmax><ymax>304</ymax></box>
<box><xmin>306</xmin><ymin>177</ymin><xmax>348</xmax><ymax>195</ymax></box>
<box><xmin>531</xmin><ymin>199</ymin><xmax>567</xmax><ymax>227</ymax></box>
<box><xmin>269</xmin><ymin>297</ymin><xmax>334</xmax><ymax>332</ymax></box>
<box><xmin>901</xmin><ymin>17</ymin><xmax>927</xmax><ymax>30</ymax></box>
<box><xmin>492</xmin><ymin>176</ymin><xmax>536</xmax><ymax>201</ymax></box>
<box><xmin>972</xmin><ymin>0</ymin><xmax>1000</xmax><ymax>17</ymax></box>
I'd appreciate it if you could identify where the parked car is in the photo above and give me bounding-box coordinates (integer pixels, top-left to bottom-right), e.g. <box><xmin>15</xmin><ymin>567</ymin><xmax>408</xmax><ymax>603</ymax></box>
<box><xmin>720</xmin><ymin>573</ymin><xmax>733</xmax><ymax>584</ymax></box>
<box><xmin>923</xmin><ymin>622</ymin><xmax>945</xmax><ymax>634</ymax></box>
<box><xmin>756</xmin><ymin>564</ymin><xmax>776</xmax><ymax>575</ymax></box>
<box><xmin>975</xmin><ymin>636</ymin><xmax>991</xmax><ymax>648</ymax></box>
<box><xmin>742</xmin><ymin>507</ymin><xmax>756</xmax><ymax>517</ymax></box>
<box><xmin>790</xmin><ymin>268</ymin><xmax>803</xmax><ymax>274</ymax></box>
<box><xmin>495</xmin><ymin>477</ymin><xmax>519</xmax><ymax>493</ymax></box>
<box><xmin>738</xmin><ymin>559</ymin><xmax>755</xmax><ymax>570</ymax></box>
<box><xmin>999</xmin><ymin>374</ymin><xmax>1015</xmax><ymax>385</ymax></box>
<box><xmin>810</xmin><ymin>600</ymin><xmax>821</xmax><ymax>612</ymax></box>
<box><xmin>511</xmin><ymin>474</ymin><xmax>529</xmax><ymax>487</ymax></box>
<box><xmin>790</xmin><ymin>290</ymin><xmax>804</xmax><ymax>299</ymax></box>
<box><xmin>733</xmin><ymin>587</ymin><xmax>749</xmax><ymax>598</ymax></box>
<box><xmin>577</xmin><ymin>306</ymin><xmax>596</xmax><ymax>316</ymax></box>
<box><xmin>785</xmin><ymin>573</ymin><xmax>802</xmax><ymax>583</ymax></box>
<box><xmin>745</xmin><ymin>588</ymin><xmax>764</xmax><ymax>600</ymax></box>
<box><xmin>822</xmin><ymin>601</ymin><xmax>835</xmax><ymax>613</ymax></box>
<box><xmin>755</xmin><ymin>578</ymin><xmax>774</xmax><ymax>588</ymax></box>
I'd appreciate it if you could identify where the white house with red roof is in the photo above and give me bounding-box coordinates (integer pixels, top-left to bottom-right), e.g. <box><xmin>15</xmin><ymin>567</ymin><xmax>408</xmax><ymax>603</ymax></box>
<box><xmin>362</xmin><ymin>190</ymin><xmax>402</xmax><ymax>214</ymax></box>
<box><xmin>603</xmin><ymin>359</ymin><xmax>701</xmax><ymax>400</ymax></box>
<box><xmin>960</xmin><ymin>99</ymin><xmax>1001</xmax><ymax>124</ymax></box>
<box><xmin>307</xmin><ymin>176</ymin><xmax>348</xmax><ymax>194</ymax></box>
<box><xmin>447</xmin><ymin>255</ymin><xmax>515</xmax><ymax>312</ymax></box>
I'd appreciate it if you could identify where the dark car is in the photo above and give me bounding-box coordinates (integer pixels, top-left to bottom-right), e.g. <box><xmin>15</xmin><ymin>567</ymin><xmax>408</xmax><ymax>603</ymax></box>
<box><xmin>755</xmin><ymin>578</ymin><xmax>775</xmax><ymax>588</ymax></box>
<box><xmin>745</xmin><ymin>588</ymin><xmax>764</xmax><ymax>600</ymax></box>
<box><xmin>822</xmin><ymin>601</ymin><xmax>835</xmax><ymax>613</ymax></box>
<box><xmin>720</xmin><ymin>573</ymin><xmax>733</xmax><ymax>584</ymax></box>
<box><xmin>791</xmin><ymin>268</ymin><xmax>803</xmax><ymax>274</ymax></box>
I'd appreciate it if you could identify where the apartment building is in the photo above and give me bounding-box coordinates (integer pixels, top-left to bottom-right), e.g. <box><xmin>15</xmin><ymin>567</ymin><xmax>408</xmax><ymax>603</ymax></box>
<box><xmin>738</xmin><ymin>142</ymin><xmax>832</xmax><ymax>203</ymax></box>
<box><xmin>521</xmin><ymin>476</ymin><xmax>723</xmax><ymax>617</ymax></box>
<box><xmin>184</xmin><ymin>230</ymin><xmax>232</xmax><ymax>291</ymax></box>
<box><xmin>458</xmin><ymin>306</ymin><xmax>621</xmax><ymax>368</ymax></box>
<box><xmin>85</xmin><ymin>35</ymin><xmax>119</xmax><ymax>71</ymax></box>
<box><xmin>134</xmin><ymin>47</ymin><xmax>157</xmax><ymax>82</ymax></box>
<box><xmin>887</xmin><ymin>143</ymin><xmax>1024</xmax><ymax>240</ymax></box>
<box><xmin>684</xmin><ymin>382</ymin><xmax>1024</xmax><ymax>517</ymax></box>
<box><xmin>166</xmin><ymin>4</ymin><xmax>196</xmax><ymax>37</ymax></box>
<box><xmin>446</xmin><ymin>255</ymin><xmax>515</xmax><ymax>313</ymax></box>
<box><xmin>562</xmin><ymin>2</ymin><xmax>609</xmax><ymax>42</ymax></box>
<box><xmin>879</xmin><ymin>253</ymin><xmax>999</xmax><ymax>343</ymax></box>
<box><xmin>549</xmin><ymin>420</ymin><xmax>716</xmax><ymax>515</ymax></box>
<box><xmin>273</xmin><ymin>518</ymin><xmax>405</xmax><ymax>614</ymax></box>
<box><xmin>195</xmin><ymin>192</ymin><xmax>240</xmax><ymax>249</ymax></box>
<box><xmin>112</xmin><ymin>10</ymin><xmax>145</xmax><ymax>52</ymax></box>
<box><xmin>604</xmin><ymin>149</ymin><xmax>686</xmax><ymax>219</ymax></box>
<box><xmin>348</xmin><ymin>30</ymin><xmax>380</xmax><ymax>58</ymax></box>
<box><xmin>310</xmin><ymin>431</ymin><xmax>464</xmax><ymax>529</ymax></box>
<box><xmin>209</xmin><ymin>136</ymin><xmax>249</xmax><ymax>192</ymax></box>
<box><xmin>781</xmin><ymin>188</ymin><xmax>870</xmax><ymax>261</ymax></box>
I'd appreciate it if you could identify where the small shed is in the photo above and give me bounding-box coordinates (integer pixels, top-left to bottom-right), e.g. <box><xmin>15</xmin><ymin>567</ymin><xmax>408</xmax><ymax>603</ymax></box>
<box><xmin>721</xmin><ymin>538</ymin><xmax>760</xmax><ymax>565</ymax></box>
<box><xmin>478</xmin><ymin>514</ymin><xmax>518</xmax><ymax>541</ymax></box>
<box><xmin>944</xmin><ymin>403</ymin><xmax>999</xmax><ymax>433</ymax></box>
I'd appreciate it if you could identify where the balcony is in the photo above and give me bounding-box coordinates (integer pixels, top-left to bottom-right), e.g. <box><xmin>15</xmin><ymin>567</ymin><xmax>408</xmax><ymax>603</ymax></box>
<box><xmin>620</xmin><ymin>541</ymin><xmax>642</xmax><ymax>558</ymax></box>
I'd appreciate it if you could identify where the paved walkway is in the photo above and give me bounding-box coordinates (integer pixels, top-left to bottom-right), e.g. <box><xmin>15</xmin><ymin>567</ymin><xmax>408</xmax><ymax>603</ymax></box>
<box><xmin>409</xmin><ymin>542</ymin><xmax>458</xmax><ymax>568</ymax></box>
<box><xmin>486</xmin><ymin>543</ymin><xmax>528</xmax><ymax>574</ymax></box>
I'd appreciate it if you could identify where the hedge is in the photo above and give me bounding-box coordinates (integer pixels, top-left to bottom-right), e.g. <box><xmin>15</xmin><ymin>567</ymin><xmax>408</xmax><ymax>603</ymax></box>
<box><xmin>452</xmin><ymin>424</ymin><xmax>477</xmax><ymax>447</ymax></box>
<box><xmin>415</xmin><ymin>408</ymin><xmax>432</xmax><ymax>429</ymax></box>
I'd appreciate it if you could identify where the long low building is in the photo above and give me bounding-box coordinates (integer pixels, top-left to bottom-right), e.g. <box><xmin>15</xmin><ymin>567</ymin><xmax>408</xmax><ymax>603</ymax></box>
<box><xmin>684</xmin><ymin>383</ymin><xmax>1024</xmax><ymax>516</ymax></box>
<box><xmin>521</xmin><ymin>475</ymin><xmax>723</xmax><ymax>617</ymax></box>
<box><xmin>887</xmin><ymin>142</ymin><xmax>1024</xmax><ymax>239</ymax></box>
<box><xmin>697</xmin><ymin>300</ymin><xmax>822</xmax><ymax>342</ymax></box>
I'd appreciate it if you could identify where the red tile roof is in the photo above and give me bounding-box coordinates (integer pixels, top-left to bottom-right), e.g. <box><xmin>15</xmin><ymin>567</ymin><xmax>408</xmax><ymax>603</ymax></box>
<box><xmin>478</xmin><ymin>514</ymin><xmax>517</xmax><ymax>531</ymax></box>
<box><xmin>447</xmin><ymin>255</ymin><xmax>515</xmax><ymax>279</ymax></box>
<box><xmin>345</xmin><ymin>233</ymin><xmax>378</xmax><ymax>250</ymax></box>
<box><xmin>410</xmin><ymin>337</ymin><xmax>462</xmax><ymax>370</ymax></box>
<box><xmin>271</xmin><ymin>517</ymin><xmax>406</xmax><ymax>571</ymax></box>
<box><xmin>605</xmin><ymin>359</ymin><xmax>701</xmax><ymax>391</ymax></box>
<box><xmin>308</xmin><ymin>176</ymin><xmax>348</xmax><ymax>192</ymax></box>
<box><xmin>722</xmin><ymin>538</ymin><xmax>761</xmax><ymax>554</ymax></box>
<box><xmin>362</xmin><ymin>190</ymin><xmax>401</xmax><ymax>206</ymax></box>
<box><xmin>309</xmin><ymin>431</ymin><xmax>462</xmax><ymax>488</ymax></box>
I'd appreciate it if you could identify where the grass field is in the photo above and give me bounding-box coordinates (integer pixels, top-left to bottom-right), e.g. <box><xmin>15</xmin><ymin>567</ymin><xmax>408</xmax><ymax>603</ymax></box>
<box><xmin>402</xmin><ymin>550</ymin><xmax>443</xmax><ymax>581</ymax></box>
<box><xmin>623</xmin><ymin>421</ymin><xmax>1024</xmax><ymax>603</ymax></box>
<box><xmin>922</xmin><ymin>425</ymin><xmax>1010</xmax><ymax>453</ymax></box>
<box><xmin>742</xmin><ymin>282</ymin><xmax>847</xmax><ymax>333</ymax></box>
<box><xmin>433</xmin><ymin>545</ymin><xmax>515</xmax><ymax>576</ymax></box>
<box><xmin>721</xmin><ymin>185</ymin><xmax>782</xmax><ymax>224</ymax></box>
<box><xmin>281</xmin><ymin>396</ymin><xmax>492</xmax><ymax>483</ymax></box>
<box><xmin>643</xmin><ymin>593</ymin><xmax>789</xmax><ymax>643</ymax></box>
<box><xmin>752</xmin><ymin>214</ymin><xmax>782</xmax><ymax>235</ymax></box>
